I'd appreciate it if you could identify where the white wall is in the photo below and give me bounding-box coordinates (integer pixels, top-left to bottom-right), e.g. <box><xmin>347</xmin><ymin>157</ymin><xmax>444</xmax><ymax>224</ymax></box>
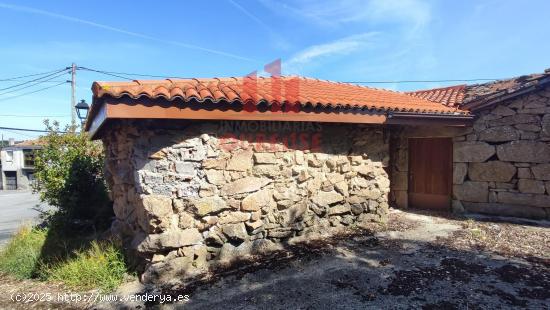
<box><xmin>0</xmin><ymin>148</ymin><xmax>24</xmax><ymax>171</ymax></box>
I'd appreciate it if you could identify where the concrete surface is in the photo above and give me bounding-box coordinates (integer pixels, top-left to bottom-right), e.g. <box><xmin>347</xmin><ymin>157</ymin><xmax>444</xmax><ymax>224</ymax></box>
<box><xmin>0</xmin><ymin>190</ymin><xmax>50</xmax><ymax>246</ymax></box>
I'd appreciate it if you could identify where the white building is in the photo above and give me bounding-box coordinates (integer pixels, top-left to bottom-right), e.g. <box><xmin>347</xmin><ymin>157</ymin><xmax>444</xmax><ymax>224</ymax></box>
<box><xmin>0</xmin><ymin>139</ymin><xmax>41</xmax><ymax>190</ymax></box>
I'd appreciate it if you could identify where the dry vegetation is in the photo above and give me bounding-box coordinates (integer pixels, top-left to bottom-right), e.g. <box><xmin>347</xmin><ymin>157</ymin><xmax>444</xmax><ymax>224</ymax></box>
<box><xmin>437</xmin><ymin>218</ymin><xmax>550</xmax><ymax>265</ymax></box>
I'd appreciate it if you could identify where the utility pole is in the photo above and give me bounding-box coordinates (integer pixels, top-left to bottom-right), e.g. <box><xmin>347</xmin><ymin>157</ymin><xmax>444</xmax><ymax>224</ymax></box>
<box><xmin>71</xmin><ymin>63</ymin><xmax>76</xmax><ymax>125</ymax></box>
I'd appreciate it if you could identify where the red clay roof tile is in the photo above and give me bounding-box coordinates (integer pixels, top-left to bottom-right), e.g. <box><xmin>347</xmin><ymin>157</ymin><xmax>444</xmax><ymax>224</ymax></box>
<box><xmin>406</xmin><ymin>85</ymin><xmax>466</xmax><ymax>107</ymax></box>
<box><xmin>406</xmin><ymin>68</ymin><xmax>550</xmax><ymax>110</ymax></box>
<box><xmin>93</xmin><ymin>76</ymin><xmax>468</xmax><ymax>115</ymax></box>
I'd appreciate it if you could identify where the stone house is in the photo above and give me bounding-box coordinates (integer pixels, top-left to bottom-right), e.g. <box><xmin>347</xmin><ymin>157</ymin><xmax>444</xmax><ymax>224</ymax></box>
<box><xmin>85</xmin><ymin>70</ymin><xmax>550</xmax><ymax>282</ymax></box>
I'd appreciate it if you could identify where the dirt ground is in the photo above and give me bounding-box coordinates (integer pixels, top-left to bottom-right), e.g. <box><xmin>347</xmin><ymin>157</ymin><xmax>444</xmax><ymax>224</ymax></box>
<box><xmin>2</xmin><ymin>209</ymin><xmax>549</xmax><ymax>309</ymax></box>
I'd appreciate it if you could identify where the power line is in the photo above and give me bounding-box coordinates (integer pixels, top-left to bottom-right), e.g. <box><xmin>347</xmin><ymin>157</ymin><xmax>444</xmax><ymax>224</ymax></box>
<box><xmin>0</xmin><ymin>68</ymin><xmax>69</xmax><ymax>82</ymax></box>
<box><xmin>342</xmin><ymin>78</ymin><xmax>498</xmax><ymax>84</ymax></box>
<box><xmin>78</xmin><ymin>66</ymin><xmax>502</xmax><ymax>84</ymax></box>
<box><xmin>1</xmin><ymin>128</ymin><xmax>36</xmax><ymax>138</ymax></box>
<box><xmin>0</xmin><ymin>126</ymin><xmax>71</xmax><ymax>134</ymax></box>
<box><xmin>0</xmin><ymin>81</ymin><xmax>69</xmax><ymax>102</ymax></box>
<box><xmin>78</xmin><ymin>66</ymin><xmax>192</xmax><ymax>79</ymax></box>
<box><xmin>0</xmin><ymin>79</ymin><xmax>68</xmax><ymax>84</ymax></box>
<box><xmin>0</xmin><ymin>68</ymin><xmax>69</xmax><ymax>92</ymax></box>
<box><xmin>0</xmin><ymin>126</ymin><xmax>52</xmax><ymax>133</ymax></box>
<box><xmin>78</xmin><ymin>67</ymin><xmax>137</xmax><ymax>80</ymax></box>
<box><xmin>0</xmin><ymin>71</ymin><xmax>70</xmax><ymax>96</ymax></box>
<box><xmin>0</xmin><ymin>114</ymin><xmax>70</xmax><ymax>118</ymax></box>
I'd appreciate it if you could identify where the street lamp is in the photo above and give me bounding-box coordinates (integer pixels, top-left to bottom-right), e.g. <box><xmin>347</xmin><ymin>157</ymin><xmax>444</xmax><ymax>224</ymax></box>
<box><xmin>75</xmin><ymin>99</ymin><xmax>90</xmax><ymax>125</ymax></box>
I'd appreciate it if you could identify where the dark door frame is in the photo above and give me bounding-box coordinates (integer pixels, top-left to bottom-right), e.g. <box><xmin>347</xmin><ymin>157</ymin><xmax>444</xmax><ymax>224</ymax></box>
<box><xmin>4</xmin><ymin>171</ymin><xmax>18</xmax><ymax>190</ymax></box>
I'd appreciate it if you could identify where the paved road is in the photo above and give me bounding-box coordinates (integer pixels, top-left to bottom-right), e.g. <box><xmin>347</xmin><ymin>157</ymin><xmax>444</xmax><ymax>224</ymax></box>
<box><xmin>0</xmin><ymin>191</ymin><xmax>50</xmax><ymax>246</ymax></box>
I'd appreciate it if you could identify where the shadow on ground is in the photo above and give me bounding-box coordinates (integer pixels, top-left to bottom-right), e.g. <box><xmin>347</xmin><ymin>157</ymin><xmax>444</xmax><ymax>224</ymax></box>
<box><xmin>105</xmin><ymin>212</ymin><xmax>549</xmax><ymax>310</ymax></box>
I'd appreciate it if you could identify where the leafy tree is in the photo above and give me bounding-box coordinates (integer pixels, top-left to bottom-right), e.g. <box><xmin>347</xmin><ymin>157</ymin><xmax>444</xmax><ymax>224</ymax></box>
<box><xmin>33</xmin><ymin>120</ymin><xmax>112</xmax><ymax>228</ymax></box>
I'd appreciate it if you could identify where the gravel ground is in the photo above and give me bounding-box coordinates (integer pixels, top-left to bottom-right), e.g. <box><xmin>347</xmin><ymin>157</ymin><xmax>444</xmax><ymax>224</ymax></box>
<box><xmin>2</xmin><ymin>210</ymin><xmax>548</xmax><ymax>309</ymax></box>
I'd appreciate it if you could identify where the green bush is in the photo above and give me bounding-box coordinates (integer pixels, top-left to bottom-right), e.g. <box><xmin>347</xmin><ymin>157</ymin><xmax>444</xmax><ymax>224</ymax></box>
<box><xmin>0</xmin><ymin>122</ymin><xmax>129</xmax><ymax>292</ymax></box>
<box><xmin>33</xmin><ymin>120</ymin><xmax>112</xmax><ymax>228</ymax></box>
<box><xmin>0</xmin><ymin>226</ymin><xmax>127</xmax><ymax>292</ymax></box>
<box><xmin>0</xmin><ymin>227</ymin><xmax>47</xmax><ymax>279</ymax></box>
<box><xmin>43</xmin><ymin>241</ymin><xmax>127</xmax><ymax>292</ymax></box>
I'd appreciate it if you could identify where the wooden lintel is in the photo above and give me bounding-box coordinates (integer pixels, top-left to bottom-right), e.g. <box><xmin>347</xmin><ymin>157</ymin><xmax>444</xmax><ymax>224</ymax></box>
<box><xmin>87</xmin><ymin>101</ymin><xmax>473</xmax><ymax>139</ymax></box>
<box><xmin>105</xmin><ymin>102</ymin><xmax>388</xmax><ymax>123</ymax></box>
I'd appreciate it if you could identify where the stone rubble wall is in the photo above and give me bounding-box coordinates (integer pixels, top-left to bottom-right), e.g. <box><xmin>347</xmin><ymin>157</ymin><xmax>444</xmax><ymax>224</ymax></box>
<box><xmin>103</xmin><ymin>120</ymin><xmax>390</xmax><ymax>283</ymax></box>
<box><xmin>391</xmin><ymin>85</ymin><xmax>550</xmax><ymax>220</ymax></box>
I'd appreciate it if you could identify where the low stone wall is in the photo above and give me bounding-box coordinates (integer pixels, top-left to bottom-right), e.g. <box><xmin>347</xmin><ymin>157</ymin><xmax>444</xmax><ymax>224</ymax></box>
<box><xmin>391</xmin><ymin>86</ymin><xmax>550</xmax><ymax>220</ymax></box>
<box><xmin>103</xmin><ymin>120</ymin><xmax>390</xmax><ymax>283</ymax></box>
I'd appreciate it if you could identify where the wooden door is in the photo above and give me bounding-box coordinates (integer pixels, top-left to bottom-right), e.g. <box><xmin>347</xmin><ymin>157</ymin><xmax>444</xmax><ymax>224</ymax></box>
<box><xmin>408</xmin><ymin>138</ymin><xmax>452</xmax><ymax>210</ymax></box>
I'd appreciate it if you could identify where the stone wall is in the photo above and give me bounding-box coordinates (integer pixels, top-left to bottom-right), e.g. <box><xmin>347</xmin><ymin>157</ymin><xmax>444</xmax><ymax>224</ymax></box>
<box><xmin>103</xmin><ymin>120</ymin><xmax>390</xmax><ymax>283</ymax></box>
<box><xmin>391</xmin><ymin>85</ymin><xmax>550</xmax><ymax>220</ymax></box>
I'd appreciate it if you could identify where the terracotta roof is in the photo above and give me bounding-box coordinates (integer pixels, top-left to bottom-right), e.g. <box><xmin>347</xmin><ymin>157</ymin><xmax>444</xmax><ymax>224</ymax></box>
<box><xmin>406</xmin><ymin>68</ymin><xmax>550</xmax><ymax>110</ymax></box>
<box><xmin>11</xmin><ymin>139</ymin><xmax>43</xmax><ymax>147</ymax></box>
<box><xmin>92</xmin><ymin>76</ymin><xmax>466</xmax><ymax>115</ymax></box>
<box><xmin>406</xmin><ymin>85</ymin><xmax>466</xmax><ymax>107</ymax></box>
<box><xmin>462</xmin><ymin>70</ymin><xmax>550</xmax><ymax>108</ymax></box>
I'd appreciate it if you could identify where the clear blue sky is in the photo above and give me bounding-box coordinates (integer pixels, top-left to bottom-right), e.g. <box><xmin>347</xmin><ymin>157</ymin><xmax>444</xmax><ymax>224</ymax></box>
<box><xmin>1</xmin><ymin>0</ymin><xmax>549</xmax><ymax>140</ymax></box>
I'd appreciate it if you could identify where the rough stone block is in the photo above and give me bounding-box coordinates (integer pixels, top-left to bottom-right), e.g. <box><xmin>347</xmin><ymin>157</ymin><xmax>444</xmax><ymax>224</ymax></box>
<box><xmin>462</xmin><ymin>202</ymin><xmax>546</xmax><ymax>220</ymax></box>
<box><xmin>205</xmin><ymin>169</ymin><xmax>225</xmax><ymax>185</ymax></box>
<box><xmin>524</xmin><ymin>100</ymin><xmax>547</xmax><ymax>109</ymax></box>
<box><xmin>312</xmin><ymin>190</ymin><xmax>344</xmax><ymax>206</ymax></box>
<box><xmin>453</xmin><ymin>181</ymin><xmax>488</xmax><ymax>202</ymax></box>
<box><xmin>282</xmin><ymin>202</ymin><xmax>308</xmax><ymax>224</ymax></box>
<box><xmin>451</xmin><ymin>200</ymin><xmax>465</xmax><ymax>213</ymax></box>
<box><xmin>221</xmin><ymin>223</ymin><xmax>248</xmax><ymax>242</ymax></box>
<box><xmin>531</xmin><ymin>164</ymin><xmax>550</xmax><ymax>180</ymax></box>
<box><xmin>496</xmin><ymin>141</ymin><xmax>550</xmax><ymax>163</ymax></box>
<box><xmin>453</xmin><ymin>163</ymin><xmax>468</xmax><ymax>184</ymax></box>
<box><xmin>497</xmin><ymin>191</ymin><xmax>550</xmax><ymax>208</ymax></box>
<box><xmin>515</xmin><ymin>124</ymin><xmax>541</xmax><ymax>132</ymax></box>
<box><xmin>222</xmin><ymin>177</ymin><xmax>271</xmax><ymax>196</ymax></box>
<box><xmin>520</xmin><ymin>131</ymin><xmax>538</xmax><ymax>140</ymax></box>
<box><xmin>468</xmin><ymin>161</ymin><xmax>516</xmax><ymax>182</ymax></box>
<box><xmin>174</xmin><ymin>161</ymin><xmax>195</xmax><ymax>178</ymax></box>
<box><xmin>217</xmin><ymin>212</ymin><xmax>251</xmax><ymax>225</ymax></box>
<box><xmin>178</xmin><ymin>213</ymin><xmax>195</xmax><ymax>229</ymax></box>
<box><xmin>454</xmin><ymin>142</ymin><xmax>495</xmax><ymax>163</ymax></box>
<box><xmin>478</xmin><ymin>126</ymin><xmax>519</xmax><ymax>142</ymax></box>
<box><xmin>241</xmin><ymin>189</ymin><xmax>273</xmax><ymax>211</ymax></box>
<box><xmin>226</xmin><ymin>150</ymin><xmax>253</xmax><ymax>171</ymax></box>
<box><xmin>137</xmin><ymin>228</ymin><xmax>203</xmax><ymax>253</ymax></box>
<box><xmin>491</xmin><ymin>105</ymin><xmax>516</xmax><ymax>116</ymax></box>
<box><xmin>202</xmin><ymin>158</ymin><xmax>226</xmax><ymax>170</ymax></box>
<box><xmin>140</xmin><ymin>195</ymin><xmax>173</xmax><ymax>231</ymax></box>
<box><xmin>190</xmin><ymin>196</ymin><xmax>229</xmax><ymax>216</ymax></box>
<box><xmin>328</xmin><ymin>204</ymin><xmax>351</xmax><ymax>216</ymax></box>
<box><xmin>517</xmin><ymin>167</ymin><xmax>533</xmax><ymax>179</ymax></box>
<box><xmin>253</xmin><ymin>153</ymin><xmax>278</xmax><ymax>164</ymax></box>
<box><xmin>488</xmin><ymin>114</ymin><xmax>540</xmax><ymax>127</ymax></box>
<box><xmin>518</xmin><ymin>179</ymin><xmax>546</xmax><ymax>194</ymax></box>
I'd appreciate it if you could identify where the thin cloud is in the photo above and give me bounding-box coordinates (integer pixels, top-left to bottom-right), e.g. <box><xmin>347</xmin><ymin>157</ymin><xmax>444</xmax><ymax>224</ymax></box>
<box><xmin>226</xmin><ymin>0</ymin><xmax>291</xmax><ymax>50</ymax></box>
<box><xmin>284</xmin><ymin>32</ymin><xmax>378</xmax><ymax>74</ymax></box>
<box><xmin>227</xmin><ymin>0</ymin><xmax>272</xmax><ymax>32</ymax></box>
<box><xmin>259</xmin><ymin>0</ymin><xmax>431</xmax><ymax>31</ymax></box>
<box><xmin>0</xmin><ymin>2</ymin><xmax>256</xmax><ymax>62</ymax></box>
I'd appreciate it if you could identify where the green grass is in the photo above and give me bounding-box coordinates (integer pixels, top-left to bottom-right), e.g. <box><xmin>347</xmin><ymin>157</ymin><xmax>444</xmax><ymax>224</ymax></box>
<box><xmin>43</xmin><ymin>241</ymin><xmax>127</xmax><ymax>292</ymax></box>
<box><xmin>0</xmin><ymin>225</ymin><xmax>128</xmax><ymax>293</ymax></box>
<box><xmin>0</xmin><ymin>226</ymin><xmax>47</xmax><ymax>279</ymax></box>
